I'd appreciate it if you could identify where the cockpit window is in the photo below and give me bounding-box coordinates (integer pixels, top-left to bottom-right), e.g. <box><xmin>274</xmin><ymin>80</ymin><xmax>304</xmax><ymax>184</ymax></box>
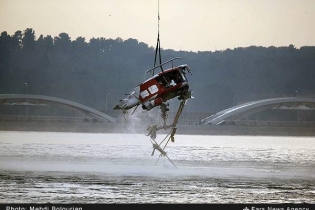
<box><xmin>156</xmin><ymin>70</ymin><xmax>184</xmax><ymax>89</ymax></box>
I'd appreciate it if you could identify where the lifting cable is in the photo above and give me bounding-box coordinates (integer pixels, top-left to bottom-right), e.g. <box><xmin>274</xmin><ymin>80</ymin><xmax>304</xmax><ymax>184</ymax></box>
<box><xmin>153</xmin><ymin>0</ymin><xmax>163</xmax><ymax>76</ymax></box>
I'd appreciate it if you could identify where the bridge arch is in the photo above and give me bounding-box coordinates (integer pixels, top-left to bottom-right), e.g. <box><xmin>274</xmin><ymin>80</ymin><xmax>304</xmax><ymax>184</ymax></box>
<box><xmin>0</xmin><ymin>94</ymin><xmax>116</xmax><ymax>123</ymax></box>
<box><xmin>201</xmin><ymin>97</ymin><xmax>315</xmax><ymax>125</ymax></box>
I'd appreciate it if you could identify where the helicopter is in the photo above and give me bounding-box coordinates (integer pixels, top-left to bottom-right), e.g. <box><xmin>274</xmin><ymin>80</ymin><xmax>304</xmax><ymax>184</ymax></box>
<box><xmin>113</xmin><ymin>57</ymin><xmax>192</xmax><ymax>114</ymax></box>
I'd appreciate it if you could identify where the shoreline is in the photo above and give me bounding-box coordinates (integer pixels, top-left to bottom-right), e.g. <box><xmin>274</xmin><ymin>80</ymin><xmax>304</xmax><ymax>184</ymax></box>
<box><xmin>1</xmin><ymin>121</ymin><xmax>315</xmax><ymax>136</ymax></box>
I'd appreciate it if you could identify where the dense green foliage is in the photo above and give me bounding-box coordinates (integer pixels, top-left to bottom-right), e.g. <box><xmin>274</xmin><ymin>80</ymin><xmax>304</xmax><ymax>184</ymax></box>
<box><xmin>1</xmin><ymin>28</ymin><xmax>315</xmax><ymax>113</ymax></box>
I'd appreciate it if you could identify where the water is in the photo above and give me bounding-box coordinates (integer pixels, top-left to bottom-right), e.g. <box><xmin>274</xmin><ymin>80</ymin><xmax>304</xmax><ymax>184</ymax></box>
<box><xmin>0</xmin><ymin>131</ymin><xmax>315</xmax><ymax>203</ymax></box>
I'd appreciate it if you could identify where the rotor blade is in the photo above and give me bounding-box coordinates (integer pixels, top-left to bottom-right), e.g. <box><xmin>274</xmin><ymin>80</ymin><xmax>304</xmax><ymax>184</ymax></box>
<box><xmin>154</xmin><ymin>153</ymin><xmax>177</xmax><ymax>168</ymax></box>
<box><xmin>165</xmin><ymin>154</ymin><xmax>177</xmax><ymax>168</ymax></box>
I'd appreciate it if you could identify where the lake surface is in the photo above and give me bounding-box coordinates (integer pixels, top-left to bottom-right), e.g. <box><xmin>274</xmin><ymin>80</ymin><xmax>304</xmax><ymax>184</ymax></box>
<box><xmin>0</xmin><ymin>131</ymin><xmax>315</xmax><ymax>203</ymax></box>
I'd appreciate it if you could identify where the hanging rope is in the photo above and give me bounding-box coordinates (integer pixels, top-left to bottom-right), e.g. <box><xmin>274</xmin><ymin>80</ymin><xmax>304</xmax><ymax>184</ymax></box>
<box><xmin>153</xmin><ymin>0</ymin><xmax>163</xmax><ymax>76</ymax></box>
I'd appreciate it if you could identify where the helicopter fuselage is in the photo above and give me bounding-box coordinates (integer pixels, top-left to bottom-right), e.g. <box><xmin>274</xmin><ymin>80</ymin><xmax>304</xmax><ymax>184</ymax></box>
<box><xmin>114</xmin><ymin>64</ymin><xmax>192</xmax><ymax>112</ymax></box>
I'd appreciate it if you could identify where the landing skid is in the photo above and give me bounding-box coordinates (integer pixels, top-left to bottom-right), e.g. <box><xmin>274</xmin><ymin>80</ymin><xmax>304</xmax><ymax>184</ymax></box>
<box><xmin>146</xmin><ymin>98</ymin><xmax>189</xmax><ymax>168</ymax></box>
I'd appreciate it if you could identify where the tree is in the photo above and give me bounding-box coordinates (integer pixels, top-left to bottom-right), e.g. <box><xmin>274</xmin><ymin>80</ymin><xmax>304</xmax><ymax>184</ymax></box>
<box><xmin>11</xmin><ymin>30</ymin><xmax>22</xmax><ymax>52</ymax></box>
<box><xmin>0</xmin><ymin>31</ymin><xmax>11</xmax><ymax>70</ymax></box>
<box><xmin>43</xmin><ymin>35</ymin><xmax>53</xmax><ymax>52</ymax></box>
<box><xmin>22</xmin><ymin>28</ymin><xmax>36</xmax><ymax>52</ymax></box>
<box><xmin>72</xmin><ymin>36</ymin><xmax>87</xmax><ymax>53</ymax></box>
<box><xmin>54</xmin><ymin>32</ymin><xmax>71</xmax><ymax>53</ymax></box>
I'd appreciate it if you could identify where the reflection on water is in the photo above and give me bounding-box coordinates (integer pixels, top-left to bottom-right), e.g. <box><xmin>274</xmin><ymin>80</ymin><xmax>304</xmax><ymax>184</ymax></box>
<box><xmin>0</xmin><ymin>131</ymin><xmax>315</xmax><ymax>203</ymax></box>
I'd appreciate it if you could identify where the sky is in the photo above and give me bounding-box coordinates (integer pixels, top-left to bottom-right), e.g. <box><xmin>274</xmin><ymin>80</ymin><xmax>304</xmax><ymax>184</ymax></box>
<box><xmin>0</xmin><ymin>0</ymin><xmax>314</xmax><ymax>52</ymax></box>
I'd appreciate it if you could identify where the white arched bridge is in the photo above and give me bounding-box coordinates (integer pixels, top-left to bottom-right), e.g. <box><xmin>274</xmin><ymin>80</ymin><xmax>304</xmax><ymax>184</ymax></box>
<box><xmin>0</xmin><ymin>94</ymin><xmax>116</xmax><ymax>123</ymax></box>
<box><xmin>201</xmin><ymin>97</ymin><xmax>315</xmax><ymax>125</ymax></box>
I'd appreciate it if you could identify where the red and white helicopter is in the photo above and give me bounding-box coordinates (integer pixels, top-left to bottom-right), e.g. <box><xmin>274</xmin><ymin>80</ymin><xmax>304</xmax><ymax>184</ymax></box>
<box><xmin>114</xmin><ymin>57</ymin><xmax>193</xmax><ymax>167</ymax></box>
<box><xmin>113</xmin><ymin>57</ymin><xmax>192</xmax><ymax>114</ymax></box>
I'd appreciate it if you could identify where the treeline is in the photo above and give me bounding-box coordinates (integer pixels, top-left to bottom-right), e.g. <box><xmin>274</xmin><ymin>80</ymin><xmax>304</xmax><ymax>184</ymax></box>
<box><xmin>1</xmin><ymin>28</ymin><xmax>315</xmax><ymax>113</ymax></box>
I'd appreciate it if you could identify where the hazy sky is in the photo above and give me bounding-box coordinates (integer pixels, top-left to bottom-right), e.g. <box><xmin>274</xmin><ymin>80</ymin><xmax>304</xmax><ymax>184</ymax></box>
<box><xmin>0</xmin><ymin>0</ymin><xmax>314</xmax><ymax>52</ymax></box>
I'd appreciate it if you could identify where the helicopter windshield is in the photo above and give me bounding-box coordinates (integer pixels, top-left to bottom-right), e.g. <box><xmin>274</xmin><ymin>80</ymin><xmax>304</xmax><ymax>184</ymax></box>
<box><xmin>155</xmin><ymin>70</ymin><xmax>184</xmax><ymax>88</ymax></box>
